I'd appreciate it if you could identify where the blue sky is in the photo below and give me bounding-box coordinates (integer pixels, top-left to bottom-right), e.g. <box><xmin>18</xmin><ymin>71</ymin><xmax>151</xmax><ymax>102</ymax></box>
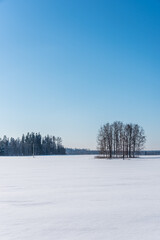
<box><xmin>0</xmin><ymin>0</ymin><xmax>160</xmax><ymax>149</ymax></box>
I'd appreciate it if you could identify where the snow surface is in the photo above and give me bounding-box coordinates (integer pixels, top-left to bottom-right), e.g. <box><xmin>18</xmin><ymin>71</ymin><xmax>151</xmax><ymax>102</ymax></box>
<box><xmin>0</xmin><ymin>155</ymin><xmax>160</xmax><ymax>240</ymax></box>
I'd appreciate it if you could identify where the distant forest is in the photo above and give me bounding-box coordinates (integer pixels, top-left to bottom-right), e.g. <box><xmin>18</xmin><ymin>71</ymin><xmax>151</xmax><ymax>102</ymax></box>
<box><xmin>0</xmin><ymin>133</ymin><xmax>65</xmax><ymax>156</ymax></box>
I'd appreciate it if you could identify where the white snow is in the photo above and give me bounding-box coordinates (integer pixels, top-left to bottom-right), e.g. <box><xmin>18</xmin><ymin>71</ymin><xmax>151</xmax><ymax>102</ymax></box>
<box><xmin>0</xmin><ymin>155</ymin><xmax>160</xmax><ymax>240</ymax></box>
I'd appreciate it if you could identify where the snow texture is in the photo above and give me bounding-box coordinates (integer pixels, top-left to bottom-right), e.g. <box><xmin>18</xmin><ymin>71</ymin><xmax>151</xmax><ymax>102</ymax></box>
<box><xmin>0</xmin><ymin>155</ymin><xmax>160</xmax><ymax>240</ymax></box>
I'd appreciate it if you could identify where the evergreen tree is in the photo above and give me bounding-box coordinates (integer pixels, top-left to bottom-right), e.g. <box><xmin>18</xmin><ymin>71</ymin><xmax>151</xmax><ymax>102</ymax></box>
<box><xmin>0</xmin><ymin>133</ymin><xmax>65</xmax><ymax>156</ymax></box>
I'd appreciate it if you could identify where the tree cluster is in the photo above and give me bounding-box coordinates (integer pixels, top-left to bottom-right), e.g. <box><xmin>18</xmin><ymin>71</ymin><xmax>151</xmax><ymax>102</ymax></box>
<box><xmin>0</xmin><ymin>133</ymin><xmax>65</xmax><ymax>156</ymax></box>
<box><xmin>97</xmin><ymin>121</ymin><xmax>146</xmax><ymax>158</ymax></box>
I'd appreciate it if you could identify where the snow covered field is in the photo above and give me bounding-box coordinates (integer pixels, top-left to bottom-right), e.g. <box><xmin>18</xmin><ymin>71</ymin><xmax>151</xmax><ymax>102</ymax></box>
<box><xmin>0</xmin><ymin>155</ymin><xmax>160</xmax><ymax>240</ymax></box>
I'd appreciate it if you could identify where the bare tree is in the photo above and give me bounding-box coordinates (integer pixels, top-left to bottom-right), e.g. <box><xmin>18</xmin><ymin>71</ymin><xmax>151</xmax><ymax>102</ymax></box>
<box><xmin>97</xmin><ymin>122</ymin><xmax>146</xmax><ymax>159</ymax></box>
<box><xmin>97</xmin><ymin>126</ymin><xmax>107</xmax><ymax>157</ymax></box>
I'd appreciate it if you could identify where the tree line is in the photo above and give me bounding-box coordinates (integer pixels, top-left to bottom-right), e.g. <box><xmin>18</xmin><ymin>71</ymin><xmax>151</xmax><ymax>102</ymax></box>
<box><xmin>0</xmin><ymin>132</ymin><xmax>65</xmax><ymax>156</ymax></box>
<box><xmin>97</xmin><ymin>121</ymin><xmax>146</xmax><ymax>158</ymax></box>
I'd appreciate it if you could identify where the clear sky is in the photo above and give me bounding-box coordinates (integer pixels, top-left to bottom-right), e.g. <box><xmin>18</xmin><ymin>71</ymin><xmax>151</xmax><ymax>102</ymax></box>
<box><xmin>0</xmin><ymin>0</ymin><xmax>160</xmax><ymax>150</ymax></box>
